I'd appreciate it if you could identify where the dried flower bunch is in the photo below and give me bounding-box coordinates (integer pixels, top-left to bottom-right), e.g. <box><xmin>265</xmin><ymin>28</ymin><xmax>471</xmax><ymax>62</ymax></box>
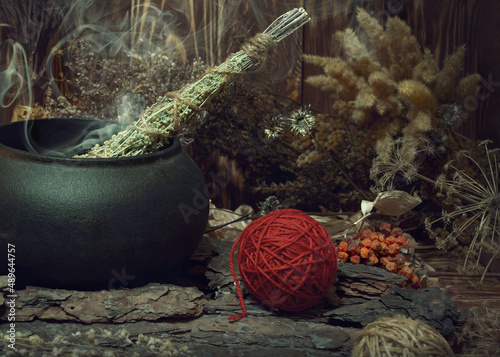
<box><xmin>3</xmin><ymin>328</ymin><xmax>188</xmax><ymax>356</ymax></box>
<box><xmin>253</xmin><ymin>7</ymin><xmax>482</xmax><ymax>211</ymax></box>
<box><xmin>255</xmin><ymin>106</ymin><xmax>372</xmax><ymax>210</ymax></box>
<box><xmin>265</xmin><ymin>7</ymin><xmax>498</xmax><ymax>284</ymax></box>
<box><xmin>77</xmin><ymin>8</ymin><xmax>311</xmax><ymax>158</ymax></box>
<box><xmin>35</xmin><ymin>37</ymin><xmax>208</xmax><ymax>124</ymax></box>
<box><xmin>303</xmin><ymin>7</ymin><xmax>480</xmax><ymax>156</ymax></box>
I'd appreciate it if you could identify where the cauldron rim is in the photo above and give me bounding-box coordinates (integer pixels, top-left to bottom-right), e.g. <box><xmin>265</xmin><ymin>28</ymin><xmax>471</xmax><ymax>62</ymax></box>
<box><xmin>0</xmin><ymin>118</ymin><xmax>179</xmax><ymax>164</ymax></box>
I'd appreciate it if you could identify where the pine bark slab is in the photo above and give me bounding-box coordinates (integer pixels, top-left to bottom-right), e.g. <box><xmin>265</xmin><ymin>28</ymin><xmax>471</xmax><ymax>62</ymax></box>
<box><xmin>3</xmin><ymin>284</ymin><xmax>205</xmax><ymax>324</ymax></box>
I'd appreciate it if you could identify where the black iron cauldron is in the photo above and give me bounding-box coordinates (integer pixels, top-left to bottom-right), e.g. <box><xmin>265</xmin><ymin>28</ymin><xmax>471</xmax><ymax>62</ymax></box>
<box><xmin>0</xmin><ymin>118</ymin><xmax>209</xmax><ymax>290</ymax></box>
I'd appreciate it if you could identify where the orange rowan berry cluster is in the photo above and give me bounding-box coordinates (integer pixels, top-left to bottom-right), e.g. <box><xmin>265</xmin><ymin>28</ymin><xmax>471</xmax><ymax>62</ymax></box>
<box><xmin>335</xmin><ymin>222</ymin><xmax>420</xmax><ymax>288</ymax></box>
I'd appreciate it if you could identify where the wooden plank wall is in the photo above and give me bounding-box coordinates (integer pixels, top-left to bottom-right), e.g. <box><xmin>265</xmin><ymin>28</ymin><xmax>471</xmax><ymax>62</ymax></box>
<box><xmin>400</xmin><ymin>0</ymin><xmax>500</xmax><ymax>144</ymax></box>
<box><xmin>1</xmin><ymin>0</ymin><xmax>499</xmax><ymax>142</ymax></box>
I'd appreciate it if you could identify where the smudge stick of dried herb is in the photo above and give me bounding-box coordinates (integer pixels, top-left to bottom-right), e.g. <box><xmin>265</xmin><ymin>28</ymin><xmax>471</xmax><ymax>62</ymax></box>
<box><xmin>77</xmin><ymin>7</ymin><xmax>310</xmax><ymax>158</ymax></box>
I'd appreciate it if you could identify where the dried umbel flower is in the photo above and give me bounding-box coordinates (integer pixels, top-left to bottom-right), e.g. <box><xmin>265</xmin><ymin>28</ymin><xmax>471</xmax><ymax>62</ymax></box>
<box><xmin>78</xmin><ymin>8</ymin><xmax>311</xmax><ymax>158</ymax></box>
<box><xmin>425</xmin><ymin>140</ymin><xmax>500</xmax><ymax>282</ymax></box>
<box><xmin>370</xmin><ymin>137</ymin><xmax>431</xmax><ymax>192</ymax></box>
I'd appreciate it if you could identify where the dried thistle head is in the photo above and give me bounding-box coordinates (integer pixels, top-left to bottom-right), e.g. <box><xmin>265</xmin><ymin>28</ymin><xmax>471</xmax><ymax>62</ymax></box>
<box><xmin>288</xmin><ymin>106</ymin><xmax>316</xmax><ymax>137</ymax></box>
<box><xmin>264</xmin><ymin>106</ymin><xmax>316</xmax><ymax>139</ymax></box>
<box><xmin>437</xmin><ymin>103</ymin><xmax>466</xmax><ymax>129</ymax></box>
<box><xmin>258</xmin><ymin>196</ymin><xmax>283</xmax><ymax>216</ymax></box>
<box><xmin>263</xmin><ymin>115</ymin><xmax>285</xmax><ymax>139</ymax></box>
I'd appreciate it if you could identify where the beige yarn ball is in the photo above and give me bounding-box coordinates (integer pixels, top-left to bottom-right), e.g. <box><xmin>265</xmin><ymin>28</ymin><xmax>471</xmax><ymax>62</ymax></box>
<box><xmin>351</xmin><ymin>315</ymin><xmax>454</xmax><ymax>357</ymax></box>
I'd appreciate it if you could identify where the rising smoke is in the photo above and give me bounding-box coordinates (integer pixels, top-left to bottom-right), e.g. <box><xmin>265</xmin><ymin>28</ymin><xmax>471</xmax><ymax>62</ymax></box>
<box><xmin>0</xmin><ymin>0</ymin><xmax>371</xmax><ymax>154</ymax></box>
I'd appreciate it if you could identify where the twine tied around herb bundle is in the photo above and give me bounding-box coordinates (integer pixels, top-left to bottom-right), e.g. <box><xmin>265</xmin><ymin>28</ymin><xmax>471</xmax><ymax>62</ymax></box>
<box><xmin>77</xmin><ymin>8</ymin><xmax>310</xmax><ymax>158</ymax></box>
<box><xmin>240</xmin><ymin>32</ymin><xmax>276</xmax><ymax>67</ymax></box>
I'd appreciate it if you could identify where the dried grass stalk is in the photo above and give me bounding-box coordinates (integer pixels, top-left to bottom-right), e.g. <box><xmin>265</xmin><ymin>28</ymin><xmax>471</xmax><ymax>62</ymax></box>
<box><xmin>78</xmin><ymin>8</ymin><xmax>310</xmax><ymax>158</ymax></box>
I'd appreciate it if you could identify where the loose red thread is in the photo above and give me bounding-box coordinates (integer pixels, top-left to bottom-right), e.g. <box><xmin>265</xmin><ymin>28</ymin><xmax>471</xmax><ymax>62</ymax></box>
<box><xmin>229</xmin><ymin>209</ymin><xmax>337</xmax><ymax>321</ymax></box>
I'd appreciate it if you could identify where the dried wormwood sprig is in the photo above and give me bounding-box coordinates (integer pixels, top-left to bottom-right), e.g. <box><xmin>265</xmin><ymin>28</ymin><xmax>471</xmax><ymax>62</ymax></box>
<box><xmin>3</xmin><ymin>328</ymin><xmax>188</xmax><ymax>356</ymax></box>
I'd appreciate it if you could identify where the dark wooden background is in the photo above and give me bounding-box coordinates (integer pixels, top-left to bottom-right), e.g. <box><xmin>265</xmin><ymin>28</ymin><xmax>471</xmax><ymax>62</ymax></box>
<box><xmin>1</xmin><ymin>0</ymin><xmax>499</xmax><ymax>141</ymax></box>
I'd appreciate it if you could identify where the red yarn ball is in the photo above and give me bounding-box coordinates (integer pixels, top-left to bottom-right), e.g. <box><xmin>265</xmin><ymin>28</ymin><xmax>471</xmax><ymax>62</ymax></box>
<box><xmin>230</xmin><ymin>209</ymin><xmax>337</xmax><ymax>318</ymax></box>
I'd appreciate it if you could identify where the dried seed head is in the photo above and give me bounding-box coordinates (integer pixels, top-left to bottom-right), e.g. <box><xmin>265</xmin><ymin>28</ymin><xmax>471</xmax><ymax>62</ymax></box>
<box><xmin>289</xmin><ymin>106</ymin><xmax>315</xmax><ymax>137</ymax></box>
